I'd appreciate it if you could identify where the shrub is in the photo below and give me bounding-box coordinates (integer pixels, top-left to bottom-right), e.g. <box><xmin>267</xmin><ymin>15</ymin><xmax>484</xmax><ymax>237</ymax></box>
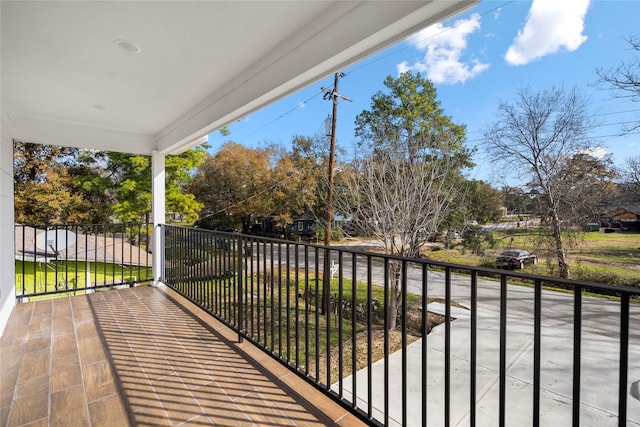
<box><xmin>572</xmin><ymin>265</ymin><xmax>639</xmax><ymax>289</ymax></box>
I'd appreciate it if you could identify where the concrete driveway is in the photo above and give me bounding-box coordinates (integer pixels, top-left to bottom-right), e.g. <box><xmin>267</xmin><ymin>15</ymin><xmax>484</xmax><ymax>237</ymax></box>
<box><xmin>333</xmin><ymin>267</ymin><xmax>640</xmax><ymax>426</ymax></box>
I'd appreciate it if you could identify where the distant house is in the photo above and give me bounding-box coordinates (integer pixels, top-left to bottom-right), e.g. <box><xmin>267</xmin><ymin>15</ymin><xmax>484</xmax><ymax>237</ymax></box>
<box><xmin>600</xmin><ymin>206</ymin><xmax>640</xmax><ymax>230</ymax></box>
<box><xmin>249</xmin><ymin>215</ymin><xmax>317</xmax><ymax>239</ymax></box>
<box><xmin>289</xmin><ymin>216</ymin><xmax>317</xmax><ymax>238</ymax></box>
<box><xmin>254</xmin><ymin>214</ymin><xmax>283</xmax><ymax>237</ymax></box>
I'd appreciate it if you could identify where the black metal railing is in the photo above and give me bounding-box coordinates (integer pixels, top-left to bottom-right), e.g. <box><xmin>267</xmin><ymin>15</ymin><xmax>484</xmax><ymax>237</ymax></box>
<box><xmin>15</xmin><ymin>223</ymin><xmax>152</xmax><ymax>299</ymax></box>
<box><xmin>162</xmin><ymin>224</ymin><xmax>639</xmax><ymax>427</ymax></box>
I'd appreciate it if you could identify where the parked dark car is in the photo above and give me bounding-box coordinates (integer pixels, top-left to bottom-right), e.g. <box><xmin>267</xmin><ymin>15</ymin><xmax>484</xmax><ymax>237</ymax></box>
<box><xmin>496</xmin><ymin>249</ymin><xmax>538</xmax><ymax>269</ymax></box>
<box><xmin>214</xmin><ymin>226</ymin><xmax>238</xmax><ymax>233</ymax></box>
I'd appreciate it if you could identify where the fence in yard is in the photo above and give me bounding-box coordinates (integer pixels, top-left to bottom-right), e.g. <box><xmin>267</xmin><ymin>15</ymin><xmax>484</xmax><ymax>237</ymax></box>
<box><xmin>14</xmin><ymin>223</ymin><xmax>152</xmax><ymax>299</ymax></box>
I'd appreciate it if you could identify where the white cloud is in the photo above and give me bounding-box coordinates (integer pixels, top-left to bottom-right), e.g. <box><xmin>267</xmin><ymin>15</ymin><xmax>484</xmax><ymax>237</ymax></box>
<box><xmin>397</xmin><ymin>13</ymin><xmax>490</xmax><ymax>85</ymax></box>
<box><xmin>505</xmin><ymin>0</ymin><xmax>590</xmax><ymax>66</ymax></box>
<box><xmin>580</xmin><ymin>146</ymin><xmax>609</xmax><ymax>159</ymax></box>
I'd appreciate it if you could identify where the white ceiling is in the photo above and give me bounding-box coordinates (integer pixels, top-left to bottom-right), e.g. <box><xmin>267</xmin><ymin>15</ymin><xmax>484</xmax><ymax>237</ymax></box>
<box><xmin>1</xmin><ymin>1</ymin><xmax>476</xmax><ymax>155</ymax></box>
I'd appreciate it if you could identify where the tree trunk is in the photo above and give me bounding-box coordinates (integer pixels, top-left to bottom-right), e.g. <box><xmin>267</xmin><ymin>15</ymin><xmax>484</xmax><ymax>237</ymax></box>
<box><xmin>387</xmin><ymin>261</ymin><xmax>402</xmax><ymax>330</ymax></box>
<box><xmin>551</xmin><ymin>210</ymin><xmax>570</xmax><ymax>279</ymax></box>
<box><xmin>241</xmin><ymin>217</ymin><xmax>251</xmax><ymax>234</ymax></box>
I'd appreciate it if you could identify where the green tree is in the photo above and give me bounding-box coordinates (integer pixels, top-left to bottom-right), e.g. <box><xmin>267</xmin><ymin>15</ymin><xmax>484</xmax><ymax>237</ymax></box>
<box><xmin>341</xmin><ymin>71</ymin><xmax>471</xmax><ymax>330</ymax></box>
<box><xmin>288</xmin><ymin>135</ymin><xmax>332</xmax><ymax>226</ymax></box>
<box><xmin>501</xmin><ymin>186</ymin><xmax>533</xmax><ymax>216</ymax></box>
<box><xmin>464</xmin><ymin>180</ymin><xmax>504</xmax><ymax>224</ymax></box>
<box><xmin>14</xmin><ymin>141</ymin><xmax>206</xmax><ymax>224</ymax></box>
<box><xmin>81</xmin><ymin>147</ymin><xmax>207</xmax><ymax>222</ymax></box>
<box><xmin>165</xmin><ymin>149</ymin><xmax>208</xmax><ymax>222</ymax></box>
<box><xmin>445</xmin><ymin>179</ymin><xmax>504</xmax><ymax>229</ymax></box>
<box><xmin>189</xmin><ymin>142</ymin><xmax>302</xmax><ymax>232</ymax></box>
<box><xmin>99</xmin><ymin>152</ymin><xmax>152</xmax><ymax>222</ymax></box>
<box><xmin>13</xmin><ymin>142</ymin><xmax>97</xmax><ymax>224</ymax></box>
<box><xmin>66</xmin><ymin>150</ymin><xmax>116</xmax><ymax>223</ymax></box>
<box><xmin>355</xmin><ymin>71</ymin><xmax>468</xmax><ymax>164</ymax></box>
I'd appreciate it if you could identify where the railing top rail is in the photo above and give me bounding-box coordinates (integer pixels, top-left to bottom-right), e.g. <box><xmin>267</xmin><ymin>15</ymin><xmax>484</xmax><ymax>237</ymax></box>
<box><xmin>15</xmin><ymin>222</ymin><xmax>151</xmax><ymax>228</ymax></box>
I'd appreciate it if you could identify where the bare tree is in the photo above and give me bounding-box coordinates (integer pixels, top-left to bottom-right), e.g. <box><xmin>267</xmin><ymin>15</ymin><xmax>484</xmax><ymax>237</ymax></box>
<box><xmin>620</xmin><ymin>155</ymin><xmax>640</xmax><ymax>200</ymax></box>
<box><xmin>483</xmin><ymin>87</ymin><xmax>608</xmax><ymax>279</ymax></box>
<box><xmin>337</xmin><ymin>149</ymin><xmax>465</xmax><ymax>329</ymax></box>
<box><xmin>596</xmin><ymin>36</ymin><xmax>640</xmax><ymax>133</ymax></box>
<box><xmin>338</xmin><ymin>72</ymin><xmax>470</xmax><ymax>330</ymax></box>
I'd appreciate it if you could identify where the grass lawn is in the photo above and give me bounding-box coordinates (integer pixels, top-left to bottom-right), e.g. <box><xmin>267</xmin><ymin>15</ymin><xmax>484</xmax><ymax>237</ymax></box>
<box><xmin>16</xmin><ymin>260</ymin><xmax>152</xmax><ymax>299</ymax></box>
<box><xmin>423</xmin><ymin>228</ymin><xmax>640</xmax><ymax>287</ymax></box>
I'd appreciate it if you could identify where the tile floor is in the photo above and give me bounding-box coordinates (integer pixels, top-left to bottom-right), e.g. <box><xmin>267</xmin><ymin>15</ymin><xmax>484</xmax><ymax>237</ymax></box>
<box><xmin>0</xmin><ymin>286</ymin><xmax>364</xmax><ymax>426</ymax></box>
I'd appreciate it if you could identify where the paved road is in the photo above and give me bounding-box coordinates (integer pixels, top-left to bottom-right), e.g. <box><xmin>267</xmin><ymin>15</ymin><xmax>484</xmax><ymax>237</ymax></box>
<box><xmin>252</xmin><ymin>241</ymin><xmax>640</xmax><ymax>426</ymax></box>
<box><xmin>255</xmin><ymin>241</ymin><xmax>640</xmax><ymax>340</ymax></box>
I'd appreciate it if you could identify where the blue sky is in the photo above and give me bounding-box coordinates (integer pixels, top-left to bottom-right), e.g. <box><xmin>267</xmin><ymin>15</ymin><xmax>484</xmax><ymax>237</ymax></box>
<box><xmin>208</xmin><ymin>0</ymin><xmax>640</xmax><ymax>186</ymax></box>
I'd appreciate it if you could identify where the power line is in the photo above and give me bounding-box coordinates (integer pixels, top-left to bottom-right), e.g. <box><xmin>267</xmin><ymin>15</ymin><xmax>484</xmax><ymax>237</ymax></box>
<box><xmin>465</xmin><ymin>132</ymin><xmax>640</xmax><ymax>145</ymax></box>
<box><xmin>586</xmin><ymin>120</ymin><xmax>640</xmax><ymax>130</ymax></box>
<box><xmin>238</xmin><ymin>90</ymin><xmax>324</xmax><ymax>139</ymax></box>
<box><xmin>585</xmin><ymin>131</ymin><xmax>640</xmax><ymax>139</ymax></box>
<box><xmin>465</xmin><ymin>109</ymin><xmax>640</xmax><ymax>136</ymax></box>
<box><xmin>209</xmin><ymin>172</ymin><xmax>299</xmax><ymax>216</ymax></box>
<box><xmin>590</xmin><ymin>108</ymin><xmax>640</xmax><ymax>118</ymax></box>
<box><xmin>465</xmin><ymin>114</ymin><xmax>640</xmax><ymax>140</ymax></box>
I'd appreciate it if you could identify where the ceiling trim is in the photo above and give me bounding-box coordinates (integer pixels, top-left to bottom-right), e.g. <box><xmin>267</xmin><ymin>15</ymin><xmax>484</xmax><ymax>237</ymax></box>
<box><xmin>8</xmin><ymin>114</ymin><xmax>155</xmax><ymax>155</ymax></box>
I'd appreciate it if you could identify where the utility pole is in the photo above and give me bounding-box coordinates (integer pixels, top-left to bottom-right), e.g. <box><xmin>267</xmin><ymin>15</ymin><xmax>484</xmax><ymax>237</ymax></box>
<box><xmin>320</xmin><ymin>72</ymin><xmax>351</xmax><ymax>315</ymax></box>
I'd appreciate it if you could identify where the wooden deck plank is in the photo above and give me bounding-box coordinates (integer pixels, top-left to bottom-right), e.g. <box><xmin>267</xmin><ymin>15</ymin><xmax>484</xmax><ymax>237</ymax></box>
<box><xmin>0</xmin><ymin>286</ymin><xmax>366</xmax><ymax>426</ymax></box>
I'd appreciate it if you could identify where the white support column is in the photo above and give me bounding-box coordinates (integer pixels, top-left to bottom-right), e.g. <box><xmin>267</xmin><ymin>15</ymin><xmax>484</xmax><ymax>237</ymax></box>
<box><xmin>0</xmin><ymin>118</ymin><xmax>16</xmax><ymax>336</ymax></box>
<box><xmin>151</xmin><ymin>150</ymin><xmax>165</xmax><ymax>286</ymax></box>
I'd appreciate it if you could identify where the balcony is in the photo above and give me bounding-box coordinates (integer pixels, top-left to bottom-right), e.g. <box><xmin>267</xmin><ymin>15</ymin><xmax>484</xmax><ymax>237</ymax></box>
<box><xmin>3</xmin><ymin>224</ymin><xmax>639</xmax><ymax>426</ymax></box>
<box><xmin>0</xmin><ymin>286</ymin><xmax>362</xmax><ymax>426</ymax></box>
